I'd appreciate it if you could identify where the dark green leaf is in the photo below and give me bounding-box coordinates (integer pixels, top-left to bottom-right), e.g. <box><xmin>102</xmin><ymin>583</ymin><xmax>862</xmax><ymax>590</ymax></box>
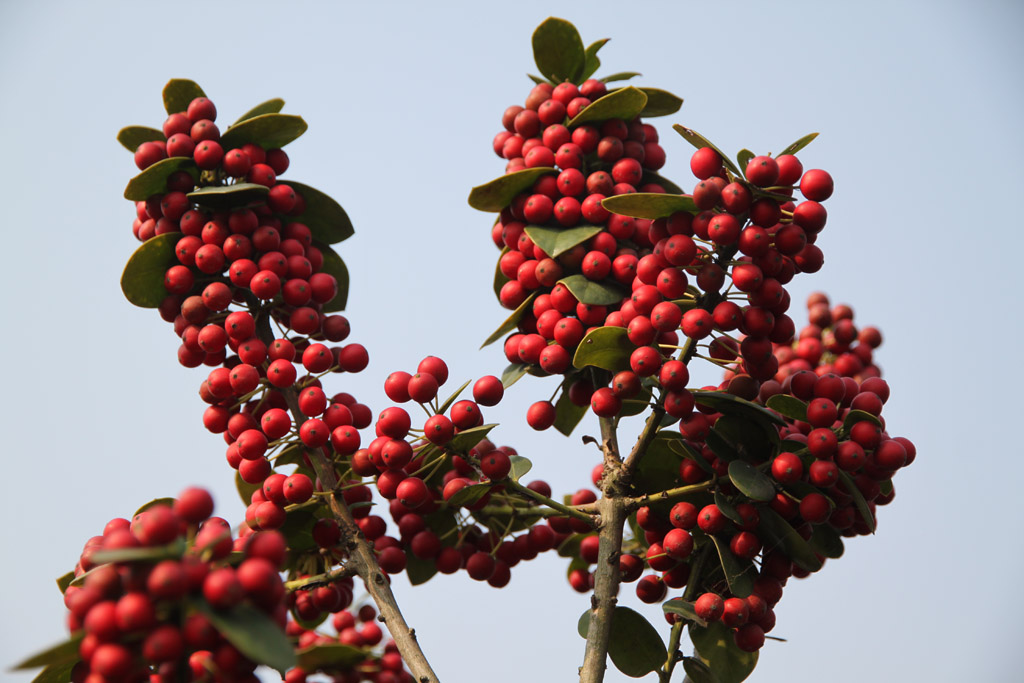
<box><xmin>527</xmin><ymin>73</ymin><xmax>551</xmax><ymax>85</ymax></box>
<box><xmin>31</xmin><ymin>659</ymin><xmax>79</xmax><ymax>683</ymax></box>
<box><xmin>634</xmin><ymin>432</ymin><xmax>685</xmax><ymax>496</ymax></box>
<box><xmin>509</xmin><ymin>455</ymin><xmax>533</xmax><ymax>482</ymax></box>
<box><xmin>736</xmin><ymin>149</ymin><xmax>755</xmax><ymax>174</ymax></box>
<box><xmin>554</xmin><ymin>387</ymin><xmax>588</xmax><ymax>437</ymax></box>
<box><xmin>501</xmin><ymin>363</ymin><xmax>529</xmax><ymax>388</ymax></box>
<box><xmin>765</xmin><ymin>394</ymin><xmax>808</xmax><ymax>422</ymax></box>
<box><xmin>449</xmin><ymin>424</ymin><xmax>497</xmax><ymax>454</ymax></box>
<box><xmin>842</xmin><ymin>409</ymin><xmax>882</xmax><ymax>430</ymax></box>
<box><xmin>56</xmin><ymin>571</ymin><xmax>74</xmax><ymax>594</ymax></box>
<box><xmin>124</xmin><ymin>156</ymin><xmax>198</xmax><ymax>200</ymax></box>
<box><xmin>437</xmin><ymin>379</ymin><xmax>472</xmax><ymax>416</ymax></box>
<box><xmin>278</xmin><ymin>505</ymin><xmax>320</xmax><ymax>553</ymax></box>
<box><xmin>568</xmin><ymin>86</ymin><xmax>648</xmax><ymax>127</ymax></box>
<box><xmin>712</xmin><ymin>414</ymin><xmax>777</xmax><ymax>463</ymax></box>
<box><xmin>120</xmin><ymin>233</ymin><xmax>179</xmax><ymax>308</ymax></box>
<box><xmin>714</xmin><ymin>491</ymin><xmax>743</xmax><ymax>525</ymax></box>
<box><xmin>602</xmin><ymin>71</ymin><xmax>642</xmax><ymax>83</ymax></box>
<box><xmin>619</xmin><ymin>391</ymin><xmax>652</xmax><ymax>417</ymax></box>
<box><xmin>808</xmin><ymin>523</ymin><xmax>845</xmax><ymax>559</ymax></box>
<box><xmin>296</xmin><ymin>643</ymin><xmax>364</xmax><ymax>671</ymax></box>
<box><xmin>292</xmin><ymin>606</ymin><xmax>328</xmax><ymax>631</ymax></box>
<box><xmin>572</xmin><ymin>326</ymin><xmax>635</xmax><ymax>373</ymax></box>
<box><xmin>163</xmin><ymin>79</ymin><xmax>205</xmax><ymax>115</ymax></box>
<box><xmin>577</xmin><ymin>608</ymin><xmax>591</xmax><ymax>638</ymax></box>
<box><xmin>316</xmin><ymin>243</ymin><xmax>350</xmax><ymax>312</ymax></box>
<box><xmin>480</xmin><ymin>292</ymin><xmax>537</xmax><ymax>348</ymax></box>
<box><xmin>607</xmin><ymin>606</ymin><xmax>668</xmax><ymax>677</ymax></box>
<box><xmin>468</xmin><ymin>167</ymin><xmax>557</xmax><ymax>212</ymax></box>
<box><xmin>709</xmin><ymin>535</ymin><xmax>756</xmax><ymax>598</ymax></box>
<box><xmin>532</xmin><ymin>17</ymin><xmax>586</xmax><ymax>83</ymax></box>
<box><xmin>447</xmin><ymin>482</ymin><xmax>493</xmax><ymax>508</ymax></box>
<box><xmin>558</xmin><ymin>273</ymin><xmax>625</xmax><ymax>306</ymax></box>
<box><xmin>778</xmin><ymin>132</ymin><xmax>819</xmax><ymax>157</ymax></box>
<box><xmin>879</xmin><ymin>478</ymin><xmax>893</xmax><ymax>496</ymax></box>
<box><xmin>559</xmin><ymin>533</ymin><xmax>583</xmax><ymax>558</ymax></box>
<box><xmin>667</xmin><ymin>436</ymin><xmax>715</xmax><ymax>475</ymax></box>
<box><xmin>643</xmin><ymin>170</ymin><xmax>685</xmax><ymax>194</ymax></box>
<box><xmin>12</xmin><ymin>635</ymin><xmax>81</xmax><ymax>670</ymax></box>
<box><xmin>602</xmin><ymin>193</ymin><xmax>697</xmax><ymax>219</ymax></box>
<box><xmin>187</xmin><ymin>182</ymin><xmax>268</xmax><ymax>210</ymax></box>
<box><xmin>405</xmin><ymin>553</ymin><xmax>439</xmax><ymax>586</ymax></box>
<box><xmin>706</xmin><ymin>428</ymin><xmax>737</xmax><ymax>463</ymax></box>
<box><xmin>692</xmin><ymin>390</ymin><xmax>785</xmax><ymax>427</ymax></box>
<box><xmin>663</xmin><ymin>598</ymin><xmax>708</xmax><ymax>627</ymax></box>
<box><xmin>638</xmin><ymin>88</ymin><xmax>684</xmax><ymax>117</ymax></box>
<box><xmin>289</xmin><ymin>181</ymin><xmax>354</xmax><ymax>244</ymax></box>
<box><xmin>682</xmin><ymin>656</ymin><xmax>720</xmax><ymax>683</ymax></box>
<box><xmin>672</xmin><ymin>124</ymin><xmax>741</xmax><ymax>176</ymax></box>
<box><xmin>219</xmin><ymin>113</ymin><xmax>307</xmax><ymax>151</ymax></box>
<box><xmin>493</xmin><ymin>246</ymin><xmax>510</xmax><ymax>298</ymax></box>
<box><xmin>234</xmin><ymin>98</ymin><xmax>286</xmax><ymax>125</ymax></box>
<box><xmin>135</xmin><ymin>497</ymin><xmax>177</xmax><ymax>516</ymax></box>
<box><xmin>524</xmin><ymin>224</ymin><xmax>604</xmax><ymax>258</ymax></box>
<box><xmin>194</xmin><ymin>601</ymin><xmax>296</xmax><ymax>675</ymax></box>
<box><xmin>838</xmin><ymin>470</ymin><xmax>876</xmax><ymax>532</ymax></box>
<box><xmin>757</xmin><ymin>507</ymin><xmax>823</xmax><ymax>572</ymax></box>
<box><xmin>236</xmin><ymin>471</ymin><xmax>262</xmax><ymax>506</ymax></box>
<box><xmin>689</xmin><ymin>621</ymin><xmax>758</xmax><ymax>683</ymax></box>
<box><xmin>90</xmin><ymin>538</ymin><xmax>186</xmax><ymax>566</ymax></box>
<box><xmin>117</xmin><ymin>126</ymin><xmax>165</xmax><ymax>152</ymax></box>
<box><xmin>727</xmin><ymin>460</ymin><xmax>776</xmax><ymax>502</ymax></box>
<box><xmin>580</xmin><ymin>38</ymin><xmax>609</xmax><ymax>82</ymax></box>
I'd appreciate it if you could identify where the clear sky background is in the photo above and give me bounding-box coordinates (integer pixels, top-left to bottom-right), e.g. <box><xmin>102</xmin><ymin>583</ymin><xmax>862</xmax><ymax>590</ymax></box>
<box><xmin>2</xmin><ymin>1</ymin><xmax>1022</xmax><ymax>681</ymax></box>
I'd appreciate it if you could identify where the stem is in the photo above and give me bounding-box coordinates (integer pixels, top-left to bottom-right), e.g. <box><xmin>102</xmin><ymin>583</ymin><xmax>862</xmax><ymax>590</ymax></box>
<box><xmin>621</xmin><ymin>406</ymin><xmax>665</xmax><ymax>477</ymax></box>
<box><xmin>624</xmin><ymin>479</ymin><xmax>717</xmax><ymax>513</ymax></box>
<box><xmin>504</xmin><ymin>479</ymin><xmax>597</xmax><ymax>526</ymax></box>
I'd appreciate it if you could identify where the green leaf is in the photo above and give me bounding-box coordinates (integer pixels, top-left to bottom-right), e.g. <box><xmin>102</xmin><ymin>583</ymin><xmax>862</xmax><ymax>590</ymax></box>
<box><xmin>278</xmin><ymin>505</ymin><xmax>320</xmax><ymax>553</ymax></box>
<box><xmin>714</xmin><ymin>491</ymin><xmax>743</xmax><ymax>526</ymax></box>
<box><xmin>663</xmin><ymin>598</ymin><xmax>708</xmax><ymax>628</ymax></box>
<box><xmin>234</xmin><ymin>98</ymin><xmax>286</xmax><ymax>125</ymax></box>
<box><xmin>296</xmin><ymin>643</ymin><xmax>364</xmax><ymax>670</ymax></box>
<box><xmin>493</xmin><ymin>246</ymin><xmax>511</xmax><ymax>298</ymax></box>
<box><xmin>672</xmin><ymin>124</ymin><xmax>741</xmax><ymax>176</ymax></box>
<box><xmin>480</xmin><ymin>292</ymin><xmax>537</xmax><ymax>348</ymax></box>
<box><xmin>30</xmin><ymin>659</ymin><xmax>79</xmax><ymax>683</ymax></box>
<box><xmin>580</xmin><ymin>38</ymin><xmax>609</xmax><ymax>82</ymax></box>
<box><xmin>219</xmin><ymin>113</ymin><xmax>308</xmax><ymax>151</ymax></box>
<box><xmin>12</xmin><ymin>635</ymin><xmax>81</xmax><ymax>670</ymax></box>
<box><xmin>316</xmin><ymin>243</ymin><xmax>350</xmax><ymax>312</ymax></box>
<box><xmin>842</xmin><ymin>409</ymin><xmax>883</xmax><ymax>430</ymax></box>
<box><xmin>509</xmin><ymin>455</ymin><xmax>533</xmax><ymax>482</ymax></box>
<box><xmin>554</xmin><ymin>387</ymin><xmax>588</xmax><ymax>437</ymax></box>
<box><xmin>765</xmin><ymin>394</ymin><xmax>808</xmax><ymax>422</ymax></box>
<box><xmin>643</xmin><ymin>170</ymin><xmax>685</xmax><ymax>194</ymax></box>
<box><xmin>638</xmin><ymin>88</ymin><xmax>684</xmax><ymax>117</ymax></box>
<box><xmin>163</xmin><ymin>79</ymin><xmax>205</xmax><ymax>115</ymax></box>
<box><xmin>447</xmin><ymin>482</ymin><xmax>493</xmax><ymax>508</ymax></box>
<box><xmin>124</xmin><ymin>156</ymin><xmax>198</xmax><ymax>200</ymax></box>
<box><xmin>501</xmin><ymin>363</ymin><xmax>529</xmax><ymax>388</ymax></box>
<box><xmin>667</xmin><ymin>436</ymin><xmax>715</xmax><ymax>475</ymax></box>
<box><xmin>289</xmin><ymin>181</ymin><xmax>354</xmax><ymax>244</ymax></box>
<box><xmin>601</xmin><ymin>193</ymin><xmax>697</xmax><ymax>219</ymax></box>
<box><xmin>291</xmin><ymin>605</ymin><xmax>328</xmax><ymax>631</ymax></box>
<box><xmin>56</xmin><ymin>571</ymin><xmax>74</xmax><ymax>594</ymax></box>
<box><xmin>607</xmin><ymin>606</ymin><xmax>668</xmax><ymax>678</ymax></box>
<box><xmin>634</xmin><ymin>432</ymin><xmax>686</xmax><ymax>496</ymax></box>
<box><xmin>757</xmin><ymin>507</ymin><xmax>822</xmax><ymax>572</ymax></box>
<box><xmin>709</xmin><ymin>535</ymin><xmax>756</xmax><ymax>598</ymax></box>
<box><xmin>120</xmin><ymin>233</ymin><xmax>179</xmax><ymax>308</ymax></box>
<box><xmin>405</xmin><ymin>553</ymin><xmax>439</xmax><ymax>586</ymax></box>
<box><xmin>193</xmin><ymin>601</ymin><xmax>296</xmax><ymax>675</ymax></box>
<box><xmin>692</xmin><ymin>390</ymin><xmax>785</xmax><ymax>427</ymax></box>
<box><xmin>187</xmin><ymin>182</ymin><xmax>268</xmax><ymax>210</ymax></box>
<box><xmin>236</xmin><ymin>471</ymin><xmax>262</xmax><ymax>506</ymax></box>
<box><xmin>711</xmin><ymin>414</ymin><xmax>778</xmax><ymax>463</ymax></box>
<box><xmin>682</xmin><ymin>656</ymin><xmax>721</xmax><ymax>683</ymax></box>
<box><xmin>89</xmin><ymin>538</ymin><xmax>186</xmax><ymax>566</ymax></box>
<box><xmin>449</xmin><ymin>424</ymin><xmax>498</xmax><ymax>454</ymax></box>
<box><xmin>706</xmin><ymin>428</ymin><xmax>737</xmax><ymax>463</ymax></box>
<box><xmin>838</xmin><ymin>470</ymin><xmax>876</xmax><ymax>532</ymax></box>
<box><xmin>468</xmin><ymin>167</ymin><xmax>557</xmax><ymax>212</ymax></box>
<box><xmin>577</xmin><ymin>609</ymin><xmax>591</xmax><ymax>638</ymax></box>
<box><xmin>532</xmin><ymin>17</ymin><xmax>586</xmax><ymax>83</ymax></box>
<box><xmin>134</xmin><ymin>497</ymin><xmax>177</xmax><ymax>517</ymax></box>
<box><xmin>736</xmin><ymin>149</ymin><xmax>755</xmax><ymax>173</ymax></box>
<box><xmin>778</xmin><ymin>132</ymin><xmax>819</xmax><ymax>157</ymax></box>
<box><xmin>524</xmin><ymin>224</ymin><xmax>604</xmax><ymax>258</ymax></box>
<box><xmin>527</xmin><ymin>73</ymin><xmax>551</xmax><ymax>85</ymax></box>
<box><xmin>558</xmin><ymin>273</ymin><xmax>625</xmax><ymax>306</ymax></box>
<box><xmin>808</xmin><ymin>523</ymin><xmax>845</xmax><ymax>559</ymax></box>
<box><xmin>437</xmin><ymin>379</ymin><xmax>472</xmax><ymax>416</ymax></box>
<box><xmin>117</xmin><ymin>125</ymin><xmax>165</xmax><ymax>152</ymax></box>
<box><xmin>602</xmin><ymin>71</ymin><xmax>642</xmax><ymax>83</ymax></box>
<box><xmin>689</xmin><ymin>621</ymin><xmax>758</xmax><ymax>683</ymax></box>
<box><xmin>572</xmin><ymin>326</ymin><xmax>635</xmax><ymax>373</ymax></box>
<box><xmin>727</xmin><ymin>460</ymin><xmax>776</xmax><ymax>502</ymax></box>
<box><xmin>568</xmin><ymin>86</ymin><xmax>648</xmax><ymax>127</ymax></box>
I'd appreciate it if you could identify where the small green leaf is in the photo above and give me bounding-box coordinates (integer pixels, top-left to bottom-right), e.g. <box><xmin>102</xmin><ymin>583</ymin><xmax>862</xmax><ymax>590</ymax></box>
<box><xmin>736</xmin><ymin>149</ymin><xmax>755</xmax><ymax>173</ymax></box>
<box><xmin>509</xmin><ymin>455</ymin><xmax>533</xmax><ymax>482</ymax></box>
<box><xmin>577</xmin><ymin>608</ymin><xmax>591</xmax><ymax>638</ymax></box>
<box><xmin>236</xmin><ymin>471</ymin><xmax>262</xmax><ymax>506</ymax></box>
<box><xmin>682</xmin><ymin>656</ymin><xmax>720</xmax><ymax>683</ymax></box>
<box><xmin>234</xmin><ymin>98</ymin><xmax>286</xmax><ymax>125</ymax></box>
<box><xmin>163</xmin><ymin>79</ymin><xmax>205</xmax><ymax>115</ymax></box>
<box><xmin>554</xmin><ymin>387</ymin><xmax>588</xmax><ymax>437</ymax></box>
<box><xmin>289</xmin><ymin>181</ymin><xmax>354</xmax><ymax>245</ymax></box>
<box><xmin>277</xmin><ymin>505</ymin><xmax>320</xmax><ymax>553</ymax></box>
<box><xmin>757</xmin><ymin>507</ymin><xmax>823</xmax><ymax>572</ymax></box>
<box><xmin>30</xmin><ymin>659</ymin><xmax>79</xmax><ymax>683</ymax></box>
<box><xmin>468</xmin><ymin>167</ymin><xmax>557</xmax><ymax>212</ymax></box>
<box><xmin>316</xmin><ymin>243</ymin><xmax>350</xmax><ymax>312</ymax></box>
<box><xmin>568</xmin><ymin>86</ymin><xmax>648</xmax><ymax>127</ymax></box>
<box><xmin>879</xmin><ymin>478</ymin><xmax>894</xmax><ymax>496</ymax></box>
<box><xmin>607</xmin><ymin>606</ymin><xmax>668</xmax><ymax>678</ymax></box>
<box><xmin>296</xmin><ymin>642</ymin><xmax>364</xmax><ymax>670</ymax></box>
<box><xmin>193</xmin><ymin>601</ymin><xmax>296</xmax><ymax>675</ymax></box>
<box><xmin>643</xmin><ymin>170</ymin><xmax>685</xmax><ymax>194</ymax></box>
<box><xmin>712</xmin><ymin>414</ymin><xmax>778</xmax><ymax>463</ymax></box>
<box><xmin>117</xmin><ymin>126</ymin><xmax>165</xmax><ymax>152</ymax></box>
<box><xmin>527</xmin><ymin>73</ymin><xmax>551</xmax><ymax>85</ymax></box>
<box><xmin>572</xmin><ymin>326</ymin><xmax>635</xmax><ymax>373</ymax></box>
<box><xmin>493</xmin><ymin>246</ymin><xmax>510</xmax><ymax>299</ymax></box>
<box><xmin>638</xmin><ymin>88</ymin><xmax>684</xmax><ymax>117</ymax></box>
<box><xmin>89</xmin><ymin>538</ymin><xmax>186</xmax><ymax>566</ymax></box>
<box><xmin>56</xmin><ymin>571</ymin><xmax>74</xmax><ymax>594</ymax></box>
<box><xmin>524</xmin><ymin>224</ymin><xmax>604</xmax><ymax>258</ymax></box>
<box><xmin>291</xmin><ymin>605</ymin><xmax>328</xmax><ymax>631</ymax></box>
<box><xmin>692</xmin><ymin>390</ymin><xmax>785</xmax><ymax>427</ymax></box>
<box><xmin>689</xmin><ymin>621</ymin><xmax>758</xmax><ymax>683</ymax></box>
<box><xmin>449</xmin><ymin>424</ymin><xmax>497</xmax><ymax>454</ymax></box>
<box><xmin>124</xmin><ymin>156</ymin><xmax>198</xmax><ymax>200</ymax></box>
<box><xmin>727</xmin><ymin>460</ymin><xmax>776</xmax><ymax>502</ymax></box>
<box><xmin>187</xmin><ymin>182</ymin><xmax>268</xmax><ymax>210</ymax></box>
<box><xmin>778</xmin><ymin>132</ymin><xmax>819</xmax><ymax>157</ymax></box>
<box><xmin>672</xmin><ymin>124</ymin><xmax>741</xmax><ymax>176</ymax></box>
<box><xmin>602</xmin><ymin>71</ymin><xmax>642</xmax><ymax>83</ymax></box>
<box><xmin>663</xmin><ymin>598</ymin><xmax>708</xmax><ymax>627</ymax></box>
<box><xmin>219</xmin><ymin>113</ymin><xmax>307</xmax><ymax>151</ymax></box>
<box><xmin>501</xmin><ymin>363</ymin><xmax>529</xmax><ymax>388</ymax></box>
<box><xmin>838</xmin><ymin>470</ymin><xmax>876</xmax><ymax>532</ymax></box>
<box><xmin>437</xmin><ymin>379</ymin><xmax>472</xmax><ymax>416</ymax></box>
<box><xmin>709</xmin><ymin>535</ymin><xmax>756</xmax><ymax>598</ymax></box>
<box><xmin>842</xmin><ymin>409</ymin><xmax>883</xmax><ymax>430</ymax></box>
<box><xmin>558</xmin><ymin>273</ymin><xmax>625</xmax><ymax>306</ymax></box>
<box><xmin>765</xmin><ymin>394</ymin><xmax>808</xmax><ymax>422</ymax></box>
<box><xmin>134</xmin><ymin>497</ymin><xmax>177</xmax><ymax>517</ymax></box>
<box><xmin>480</xmin><ymin>292</ymin><xmax>537</xmax><ymax>348</ymax></box>
<box><xmin>405</xmin><ymin>553</ymin><xmax>439</xmax><ymax>586</ymax></box>
<box><xmin>601</xmin><ymin>192</ymin><xmax>697</xmax><ymax>219</ymax></box>
<box><xmin>706</xmin><ymin>429</ymin><xmax>737</xmax><ymax>463</ymax></box>
<box><xmin>667</xmin><ymin>437</ymin><xmax>715</xmax><ymax>475</ymax></box>
<box><xmin>447</xmin><ymin>482</ymin><xmax>493</xmax><ymax>508</ymax></box>
<box><xmin>714</xmin><ymin>491</ymin><xmax>743</xmax><ymax>525</ymax></box>
<box><xmin>12</xmin><ymin>635</ymin><xmax>81</xmax><ymax>670</ymax></box>
<box><xmin>580</xmin><ymin>38</ymin><xmax>609</xmax><ymax>82</ymax></box>
<box><xmin>808</xmin><ymin>523</ymin><xmax>845</xmax><ymax>559</ymax></box>
<box><xmin>120</xmin><ymin>233</ymin><xmax>179</xmax><ymax>308</ymax></box>
<box><xmin>532</xmin><ymin>17</ymin><xmax>586</xmax><ymax>83</ymax></box>
<box><xmin>634</xmin><ymin>432</ymin><xmax>687</xmax><ymax>496</ymax></box>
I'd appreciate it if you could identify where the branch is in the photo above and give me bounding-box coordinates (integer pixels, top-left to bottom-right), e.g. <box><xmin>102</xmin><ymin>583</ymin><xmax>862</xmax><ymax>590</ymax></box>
<box><xmin>504</xmin><ymin>479</ymin><xmax>598</xmax><ymax>526</ymax></box>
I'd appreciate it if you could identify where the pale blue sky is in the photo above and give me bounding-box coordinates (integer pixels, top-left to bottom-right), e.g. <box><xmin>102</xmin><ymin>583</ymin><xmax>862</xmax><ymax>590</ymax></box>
<box><xmin>2</xmin><ymin>1</ymin><xmax>1022</xmax><ymax>681</ymax></box>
